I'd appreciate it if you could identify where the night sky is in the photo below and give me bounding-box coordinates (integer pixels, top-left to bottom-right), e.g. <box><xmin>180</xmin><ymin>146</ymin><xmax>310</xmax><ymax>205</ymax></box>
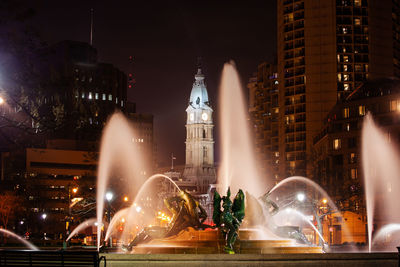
<box><xmin>28</xmin><ymin>0</ymin><xmax>276</xmax><ymax>167</ymax></box>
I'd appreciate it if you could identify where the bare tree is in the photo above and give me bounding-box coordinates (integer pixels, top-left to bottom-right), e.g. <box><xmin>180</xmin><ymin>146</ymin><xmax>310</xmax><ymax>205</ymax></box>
<box><xmin>0</xmin><ymin>191</ymin><xmax>21</xmax><ymax>229</ymax></box>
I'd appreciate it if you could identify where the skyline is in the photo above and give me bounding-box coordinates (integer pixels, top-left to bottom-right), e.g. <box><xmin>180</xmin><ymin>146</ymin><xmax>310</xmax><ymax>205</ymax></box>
<box><xmin>28</xmin><ymin>0</ymin><xmax>277</xmax><ymax>166</ymax></box>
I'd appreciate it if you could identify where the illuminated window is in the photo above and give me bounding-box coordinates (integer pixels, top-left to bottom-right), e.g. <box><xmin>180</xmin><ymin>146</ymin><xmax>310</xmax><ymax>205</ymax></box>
<box><xmin>121</xmin><ymin>100</ymin><xmax>124</xmax><ymax>107</ymax></box>
<box><xmin>354</xmin><ymin>0</ymin><xmax>361</xmax><ymax>7</ymax></box>
<box><xmin>333</xmin><ymin>139</ymin><xmax>341</xmax><ymax>150</ymax></box>
<box><xmin>342</xmin><ymin>27</ymin><xmax>348</xmax><ymax>34</ymax></box>
<box><xmin>289</xmin><ymin>161</ymin><xmax>296</xmax><ymax>169</ymax></box>
<box><xmin>343</xmin><ymin>65</ymin><xmax>348</xmax><ymax>72</ymax></box>
<box><xmin>74</xmin><ymin>91</ymin><xmax>79</xmax><ymax>98</ymax></box>
<box><xmin>343</xmin><ymin>74</ymin><xmax>349</xmax><ymax>81</ymax></box>
<box><xmin>350</xmin><ymin>153</ymin><xmax>356</xmax><ymax>163</ymax></box>
<box><xmin>116</xmin><ymin>97</ymin><xmax>118</xmax><ymax>104</ymax></box>
<box><xmin>344</xmin><ymin>83</ymin><xmax>350</xmax><ymax>91</ymax></box>
<box><xmin>81</xmin><ymin>92</ymin><xmax>85</xmax><ymax>99</ymax></box>
<box><xmin>354</xmin><ymin>18</ymin><xmax>361</xmax><ymax>25</ymax></box>
<box><xmin>337</xmin><ymin>74</ymin><xmax>342</xmax><ymax>82</ymax></box>
<box><xmin>346</xmin><ymin>123</ymin><xmax>350</xmax><ymax>131</ymax></box>
<box><xmin>350</xmin><ymin>168</ymin><xmax>358</xmax><ymax>179</ymax></box>
<box><xmin>343</xmin><ymin>56</ymin><xmax>349</xmax><ymax>62</ymax></box>
<box><xmin>390</xmin><ymin>100</ymin><xmax>400</xmax><ymax>111</ymax></box>
<box><xmin>358</xmin><ymin>105</ymin><xmax>365</xmax><ymax>116</ymax></box>
<box><xmin>88</xmin><ymin>92</ymin><xmax>93</xmax><ymax>100</ymax></box>
<box><xmin>343</xmin><ymin>107</ymin><xmax>349</xmax><ymax>118</ymax></box>
<box><xmin>108</xmin><ymin>94</ymin><xmax>112</xmax><ymax>101</ymax></box>
<box><xmin>95</xmin><ymin>93</ymin><xmax>99</xmax><ymax>100</ymax></box>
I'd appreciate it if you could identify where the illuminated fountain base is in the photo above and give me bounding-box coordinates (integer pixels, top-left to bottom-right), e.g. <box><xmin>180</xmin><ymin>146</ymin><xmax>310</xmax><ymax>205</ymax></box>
<box><xmin>130</xmin><ymin>228</ymin><xmax>322</xmax><ymax>254</ymax></box>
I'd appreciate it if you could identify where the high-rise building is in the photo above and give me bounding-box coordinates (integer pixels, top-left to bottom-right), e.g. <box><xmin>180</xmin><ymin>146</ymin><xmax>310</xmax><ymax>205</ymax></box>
<box><xmin>248</xmin><ymin>63</ymin><xmax>280</xmax><ymax>183</ymax></box>
<box><xmin>182</xmin><ymin>67</ymin><xmax>216</xmax><ymax>194</ymax></box>
<box><xmin>277</xmin><ymin>0</ymin><xmax>400</xmax><ymax>179</ymax></box>
<box><xmin>41</xmin><ymin>40</ymin><xmax>128</xmax><ymax>141</ymax></box>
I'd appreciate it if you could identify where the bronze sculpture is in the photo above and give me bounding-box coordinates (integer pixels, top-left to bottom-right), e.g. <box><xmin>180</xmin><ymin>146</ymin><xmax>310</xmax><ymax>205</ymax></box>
<box><xmin>121</xmin><ymin>190</ymin><xmax>210</xmax><ymax>252</ymax></box>
<box><xmin>213</xmin><ymin>187</ymin><xmax>245</xmax><ymax>254</ymax></box>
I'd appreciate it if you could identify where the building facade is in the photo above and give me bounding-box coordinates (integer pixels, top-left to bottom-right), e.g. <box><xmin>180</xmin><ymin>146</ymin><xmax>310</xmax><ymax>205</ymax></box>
<box><xmin>276</xmin><ymin>0</ymin><xmax>400</xmax><ymax>179</ymax></box>
<box><xmin>313</xmin><ymin>78</ymin><xmax>400</xmax><ymax>243</ymax></box>
<box><xmin>248</xmin><ymin>63</ymin><xmax>280</xmax><ymax>184</ymax></box>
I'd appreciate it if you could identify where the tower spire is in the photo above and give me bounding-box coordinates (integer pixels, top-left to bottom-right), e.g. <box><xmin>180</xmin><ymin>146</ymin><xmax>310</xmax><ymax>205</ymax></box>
<box><xmin>90</xmin><ymin>8</ymin><xmax>94</xmax><ymax>46</ymax></box>
<box><xmin>197</xmin><ymin>57</ymin><xmax>202</xmax><ymax>73</ymax></box>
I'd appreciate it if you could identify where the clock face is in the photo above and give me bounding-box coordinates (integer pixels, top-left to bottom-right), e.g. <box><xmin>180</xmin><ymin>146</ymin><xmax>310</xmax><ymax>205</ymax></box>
<box><xmin>202</xmin><ymin>113</ymin><xmax>208</xmax><ymax>121</ymax></box>
<box><xmin>189</xmin><ymin>113</ymin><xmax>194</xmax><ymax>121</ymax></box>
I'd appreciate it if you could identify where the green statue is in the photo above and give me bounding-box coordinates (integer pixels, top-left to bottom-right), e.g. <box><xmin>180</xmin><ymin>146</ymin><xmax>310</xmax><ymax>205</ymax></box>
<box><xmin>213</xmin><ymin>187</ymin><xmax>245</xmax><ymax>254</ymax></box>
<box><xmin>121</xmin><ymin>190</ymin><xmax>210</xmax><ymax>252</ymax></box>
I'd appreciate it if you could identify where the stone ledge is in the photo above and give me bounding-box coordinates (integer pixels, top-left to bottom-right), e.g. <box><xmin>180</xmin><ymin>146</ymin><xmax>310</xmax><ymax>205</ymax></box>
<box><xmin>102</xmin><ymin>253</ymin><xmax>398</xmax><ymax>267</ymax></box>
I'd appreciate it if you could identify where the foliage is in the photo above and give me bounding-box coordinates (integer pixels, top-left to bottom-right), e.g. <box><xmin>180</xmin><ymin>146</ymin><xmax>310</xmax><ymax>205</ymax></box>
<box><xmin>0</xmin><ymin>191</ymin><xmax>22</xmax><ymax>229</ymax></box>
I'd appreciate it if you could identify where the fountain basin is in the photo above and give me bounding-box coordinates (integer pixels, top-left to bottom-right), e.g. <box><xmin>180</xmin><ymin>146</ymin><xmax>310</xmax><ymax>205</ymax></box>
<box><xmin>128</xmin><ymin>228</ymin><xmax>322</xmax><ymax>254</ymax></box>
<box><xmin>102</xmin><ymin>253</ymin><xmax>397</xmax><ymax>267</ymax></box>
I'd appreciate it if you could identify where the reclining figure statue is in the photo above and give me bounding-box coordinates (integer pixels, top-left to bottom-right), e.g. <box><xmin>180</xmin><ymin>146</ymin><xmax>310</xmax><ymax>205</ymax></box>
<box><xmin>121</xmin><ymin>190</ymin><xmax>210</xmax><ymax>252</ymax></box>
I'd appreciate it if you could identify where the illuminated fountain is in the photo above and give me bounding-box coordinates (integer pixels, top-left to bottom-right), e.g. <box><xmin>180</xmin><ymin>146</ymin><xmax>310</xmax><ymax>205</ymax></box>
<box><xmin>0</xmin><ymin>229</ymin><xmax>39</xmax><ymax>250</ymax></box>
<box><xmin>67</xmin><ymin>62</ymin><xmax>356</xmax><ymax>253</ymax></box>
<box><xmin>362</xmin><ymin>113</ymin><xmax>400</xmax><ymax>251</ymax></box>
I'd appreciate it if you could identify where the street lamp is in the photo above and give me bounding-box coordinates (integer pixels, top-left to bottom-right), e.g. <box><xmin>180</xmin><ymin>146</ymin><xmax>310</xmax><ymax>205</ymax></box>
<box><xmin>296</xmin><ymin>192</ymin><xmax>306</xmax><ymax>202</ymax></box>
<box><xmin>105</xmin><ymin>192</ymin><xmax>113</xmax><ymax>202</ymax></box>
<box><xmin>105</xmin><ymin>191</ymin><xmax>113</xmax><ymax>247</ymax></box>
<box><xmin>0</xmin><ymin>97</ymin><xmax>4</xmax><ymax>105</ymax></box>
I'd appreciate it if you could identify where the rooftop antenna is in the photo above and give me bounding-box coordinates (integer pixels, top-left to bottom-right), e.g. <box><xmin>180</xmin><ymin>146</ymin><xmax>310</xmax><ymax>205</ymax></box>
<box><xmin>90</xmin><ymin>8</ymin><xmax>94</xmax><ymax>46</ymax></box>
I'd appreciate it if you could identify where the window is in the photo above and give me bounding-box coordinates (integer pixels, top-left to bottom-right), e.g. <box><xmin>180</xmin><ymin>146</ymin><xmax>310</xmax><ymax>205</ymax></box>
<box><xmin>289</xmin><ymin>161</ymin><xmax>296</xmax><ymax>169</ymax></box>
<box><xmin>348</xmin><ymin>137</ymin><xmax>357</xmax><ymax>148</ymax></box>
<box><xmin>81</xmin><ymin>92</ymin><xmax>85</xmax><ymax>99</ymax></box>
<box><xmin>354</xmin><ymin>18</ymin><xmax>361</xmax><ymax>25</ymax></box>
<box><xmin>108</xmin><ymin>94</ymin><xmax>112</xmax><ymax>101</ymax></box>
<box><xmin>344</xmin><ymin>83</ymin><xmax>350</xmax><ymax>91</ymax></box>
<box><xmin>349</xmin><ymin>153</ymin><xmax>357</xmax><ymax>164</ymax></box>
<box><xmin>334</xmin><ymin>139</ymin><xmax>341</xmax><ymax>150</ymax></box>
<box><xmin>121</xmin><ymin>100</ymin><xmax>124</xmax><ymax>107</ymax></box>
<box><xmin>346</xmin><ymin>123</ymin><xmax>350</xmax><ymax>131</ymax></box>
<box><xmin>354</xmin><ymin>0</ymin><xmax>361</xmax><ymax>7</ymax></box>
<box><xmin>343</xmin><ymin>65</ymin><xmax>348</xmax><ymax>72</ymax></box>
<box><xmin>390</xmin><ymin>100</ymin><xmax>400</xmax><ymax>111</ymax></box>
<box><xmin>343</xmin><ymin>107</ymin><xmax>350</xmax><ymax>118</ymax></box>
<box><xmin>95</xmin><ymin>93</ymin><xmax>99</xmax><ymax>100</ymax></box>
<box><xmin>358</xmin><ymin>105</ymin><xmax>365</xmax><ymax>116</ymax></box>
<box><xmin>102</xmin><ymin>93</ymin><xmax>106</xmax><ymax>101</ymax></box>
<box><xmin>343</xmin><ymin>74</ymin><xmax>349</xmax><ymax>81</ymax></box>
<box><xmin>337</xmin><ymin>74</ymin><xmax>342</xmax><ymax>82</ymax></box>
<box><xmin>350</xmin><ymin>168</ymin><xmax>358</xmax><ymax>179</ymax></box>
<box><xmin>88</xmin><ymin>92</ymin><xmax>93</xmax><ymax>100</ymax></box>
<box><xmin>116</xmin><ymin>97</ymin><xmax>118</xmax><ymax>104</ymax></box>
<box><xmin>343</xmin><ymin>55</ymin><xmax>349</xmax><ymax>62</ymax></box>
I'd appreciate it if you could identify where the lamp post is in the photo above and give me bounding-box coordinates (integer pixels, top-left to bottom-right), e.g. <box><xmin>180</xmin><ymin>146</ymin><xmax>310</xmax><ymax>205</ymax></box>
<box><xmin>105</xmin><ymin>191</ymin><xmax>113</xmax><ymax>248</ymax></box>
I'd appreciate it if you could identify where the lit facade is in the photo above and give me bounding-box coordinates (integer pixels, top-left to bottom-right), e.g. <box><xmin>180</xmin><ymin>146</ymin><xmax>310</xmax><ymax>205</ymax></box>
<box><xmin>182</xmin><ymin>67</ymin><xmax>216</xmax><ymax>194</ymax></box>
<box><xmin>248</xmin><ymin>63</ymin><xmax>280</xmax><ymax>184</ymax></box>
<box><xmin>277</xmin><ymin>0</ymin><xmax>400</xmax><ymax>179</ymax></box>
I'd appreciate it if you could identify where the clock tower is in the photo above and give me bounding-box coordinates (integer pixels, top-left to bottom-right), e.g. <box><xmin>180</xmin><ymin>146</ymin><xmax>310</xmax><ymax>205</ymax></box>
<box><xmin>183</xmin><ymin>66</ymin><xmax>216</xmax><ymax>193</ymax></box>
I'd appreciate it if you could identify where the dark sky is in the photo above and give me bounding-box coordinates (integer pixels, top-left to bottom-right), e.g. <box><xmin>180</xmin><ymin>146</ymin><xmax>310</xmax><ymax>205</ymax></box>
<box><xmin>28</xmin><ymin>0</ymin><xmax>276</xmax><ymax>167</ymax></box>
